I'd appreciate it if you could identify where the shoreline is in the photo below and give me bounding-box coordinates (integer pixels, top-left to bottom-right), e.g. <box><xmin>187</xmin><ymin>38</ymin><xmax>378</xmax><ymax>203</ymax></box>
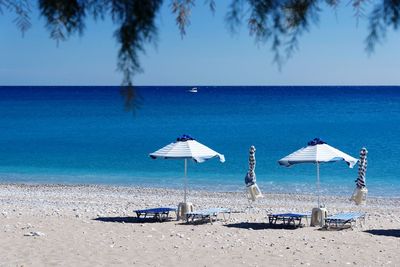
<box><xmin>1</xmin><ymin>182</ymin><xmax>399</xmax><ymax>266</ymax></box>
<box><xmin>1</xmin><ymin>181</ymin><xmax>399</xmax><ymax>200</ymax></box>
<box><xmin>0</xmin><ymin>170</ymin><xmax>398</xmax><ymax>198</ymax></box>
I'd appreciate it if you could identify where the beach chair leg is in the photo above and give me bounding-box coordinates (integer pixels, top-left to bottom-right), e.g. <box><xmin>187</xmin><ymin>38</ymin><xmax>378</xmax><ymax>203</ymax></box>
<box><xmin>222</xmin><ymin>212</ymin><xmax>230</xmax><ymax>222</ymax></box>
<box><xmin>160</xmin><ymin>212</ymin><xmax>168</xmax><ymax>222</ymax></box>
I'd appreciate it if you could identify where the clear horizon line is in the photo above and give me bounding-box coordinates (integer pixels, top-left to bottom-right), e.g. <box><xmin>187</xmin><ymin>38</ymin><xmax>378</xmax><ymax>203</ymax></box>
<box><xmin>1</xmin><ymin>84</ymin><xmax>400</xmax><ymax>87</ymax></box>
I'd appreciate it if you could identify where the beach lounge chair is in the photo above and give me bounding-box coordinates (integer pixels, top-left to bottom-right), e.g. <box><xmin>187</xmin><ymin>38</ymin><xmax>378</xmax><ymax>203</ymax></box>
<box><xmin>185</xmin><ymin>208</ymin><xmax>231</xmax><ymax>224</ymax></box>
<box><xmin>324</xmin><ymin>212</ymin><xmax>366</xmax><ymax>229</ymax></box>
<box><xmin>134</xmin><ymin>207</ymin><xmax>177</xmax><ymax>222</ymax></box>
<box><xmin>267</xmin><ymin>212</ymin><xmax>311</xmax><ymax>227</ymax></box>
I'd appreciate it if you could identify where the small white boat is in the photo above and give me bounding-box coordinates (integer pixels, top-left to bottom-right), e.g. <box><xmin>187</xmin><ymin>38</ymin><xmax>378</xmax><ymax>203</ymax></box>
<box><xmin>188</xmin><ymin>87</ymin><xmax>198</xmax><ymax>93</ymax></box>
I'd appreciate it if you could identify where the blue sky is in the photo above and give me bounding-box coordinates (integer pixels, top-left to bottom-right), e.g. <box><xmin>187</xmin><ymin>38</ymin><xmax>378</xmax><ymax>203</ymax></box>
<box><xmin>1</xmin><ymin>2</ymin><xmax>400</xmax><ymax>86</ymax></box>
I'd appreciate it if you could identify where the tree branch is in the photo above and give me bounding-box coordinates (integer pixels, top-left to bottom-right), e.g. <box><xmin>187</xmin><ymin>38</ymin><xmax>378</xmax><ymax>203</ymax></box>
<box><xmin>171</xmin><ymin>0</ymin><xmax>195</xmax><ymax>38</ymax></box>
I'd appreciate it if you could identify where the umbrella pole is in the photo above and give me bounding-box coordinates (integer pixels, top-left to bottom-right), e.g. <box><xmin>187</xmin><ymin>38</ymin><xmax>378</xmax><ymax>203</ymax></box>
<box><xmin>184</xmin><ymin>158</ymin><xmax>187</xmax><ymax>203</ymax></box>
<box><xmin>317</xmin><ymin>162</ymin><xmax>320</xmax><ymax>207</ymax></box>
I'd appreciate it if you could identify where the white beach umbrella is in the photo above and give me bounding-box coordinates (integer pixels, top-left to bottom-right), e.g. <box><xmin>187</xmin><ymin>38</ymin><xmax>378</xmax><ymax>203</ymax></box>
<box><xmin>149</xmin><ymin>134</ymin><xmax>225</xmax><ymax>203</ymax></box>
<box><xmin>278</xmin><ymin>138</ymin><xmax>357</xmax><ymax>206</ymax></box>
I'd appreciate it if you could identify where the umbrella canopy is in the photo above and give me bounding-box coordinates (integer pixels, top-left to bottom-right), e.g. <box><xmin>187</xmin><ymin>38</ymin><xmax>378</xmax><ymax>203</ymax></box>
<box><xmin>150</xmin><ymin>135</ymin><xmax>225</xmax><ymax>163</ymax></box>
<box><xmin>244</xmin><ymin>145</ymin><xmax>256</xmax><ymax>187</ymax></box>
<box><xmin>278</xmin><ymin>138</ymin><xmax>357</xmax><ymax>168</ymax></box>
<box><xmin>278</xmin><ymin>138</ymin><xmax>357</xmax><ymax>207</ymax></box>
<box><xmin>355</xmin><ymin>147</ymin><xmax>368</xmax><ymax>189</ymax></box>
<box><xmin>149</xmin><ymin>134</ymin><xmax>225</xmax><ymax>202</ymax></box>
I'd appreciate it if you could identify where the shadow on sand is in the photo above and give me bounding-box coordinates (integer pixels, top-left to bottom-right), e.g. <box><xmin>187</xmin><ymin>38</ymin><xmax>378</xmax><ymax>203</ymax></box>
<box><xmin>224</xmin><ymin>222</ymin><xmax>302</xmax><ymax>230</ymax></box>
<box><xmin>93</xmin><ymin>216</ymin><xmax>172</xmax><ymax>224</ymax></box>
<box><xmin>364</xmin><ymin>229</ymin><xmax>400</xmax><ymax>238</ymax></box>
<box><xmin>317</xmin><ymin>225</ymin><xmax>351</xmax><ymax>231</ymax></box>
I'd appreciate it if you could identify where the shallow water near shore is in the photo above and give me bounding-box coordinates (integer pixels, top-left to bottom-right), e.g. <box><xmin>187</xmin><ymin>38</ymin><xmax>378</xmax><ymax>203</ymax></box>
<box><xmin>0</xmin><ymin>86</ymin><xmax>399</xmax><ymax>197</ymax></box>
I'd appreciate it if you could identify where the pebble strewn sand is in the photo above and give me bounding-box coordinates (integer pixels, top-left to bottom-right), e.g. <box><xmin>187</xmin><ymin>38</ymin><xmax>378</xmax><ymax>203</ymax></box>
<box><xmin>0</xmin><ymin>183</ymin><xmax>399</xmax><ymax>266</ymax></box>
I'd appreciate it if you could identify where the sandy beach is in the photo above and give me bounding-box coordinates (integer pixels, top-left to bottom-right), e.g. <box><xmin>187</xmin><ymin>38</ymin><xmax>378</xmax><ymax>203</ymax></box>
<box><xmin>0</xmin><ymin>183</ymin><xmax>399</xmax><ymax>266</ymax></box>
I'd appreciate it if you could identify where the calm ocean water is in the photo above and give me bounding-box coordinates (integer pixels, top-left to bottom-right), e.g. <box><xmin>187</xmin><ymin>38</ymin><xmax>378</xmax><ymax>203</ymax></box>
<box><xmin>0</xmin><ymin>86</ymin><xmax>399</xmax><ymax>197</ymax></box>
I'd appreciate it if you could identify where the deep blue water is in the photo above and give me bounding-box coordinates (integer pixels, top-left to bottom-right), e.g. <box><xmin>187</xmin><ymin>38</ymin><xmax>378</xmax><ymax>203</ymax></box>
<box><xmin>0</xmin><ymin>86</ymin><xmax>399</xmax><ymax>197</ymax></box>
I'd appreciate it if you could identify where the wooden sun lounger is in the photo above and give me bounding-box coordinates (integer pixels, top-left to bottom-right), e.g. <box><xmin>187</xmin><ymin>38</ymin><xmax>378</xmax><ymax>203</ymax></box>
<box><xmin>325</xmin><ymin>212</ymin><xmax>366</xmax><ymax>229</ymax></box>
<box><xmin>134</xmin><ymin>207</ymin><xmax>177</xmax><ymax>222</ymax></box>
<box><xmin>185</xmin><ymin>208</ymin><xmax>231</xmax><ymax>224</ymax></box>
<box><xmin>268</xmin><ymin>212</ymin><xmax>311</xmax><ymax>227</ymax></box>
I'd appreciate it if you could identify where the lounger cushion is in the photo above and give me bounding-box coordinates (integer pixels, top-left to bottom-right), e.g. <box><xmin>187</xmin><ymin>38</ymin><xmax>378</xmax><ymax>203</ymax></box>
<box><xmin>135</xmin><ymin>207</ymin><xmax>177</xmax><ymax>214</ymax></box>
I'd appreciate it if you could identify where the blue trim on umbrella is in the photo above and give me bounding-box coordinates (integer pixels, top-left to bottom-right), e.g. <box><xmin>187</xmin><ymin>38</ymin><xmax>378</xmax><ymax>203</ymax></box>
<box><xmin>307</xmin><ymin>138</ymin><xmax>326</xmax><ymax>146</ymax></box>
<box><xmin>176</xmin><ymin>134</ymin><xmax>195</xmax><ymax>142</ymax></box>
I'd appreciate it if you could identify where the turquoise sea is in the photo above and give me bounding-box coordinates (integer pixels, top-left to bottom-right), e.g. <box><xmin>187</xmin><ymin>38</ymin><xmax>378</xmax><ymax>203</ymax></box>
<box><xmin>0</xmin><ymin>86</ymin><xmax>399</xmax><ymax>197</ymax></box>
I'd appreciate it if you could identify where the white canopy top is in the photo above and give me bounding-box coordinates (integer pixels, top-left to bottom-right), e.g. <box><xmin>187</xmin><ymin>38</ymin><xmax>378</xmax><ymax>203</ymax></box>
<box><xmin>278</xmin><ymin>139</ymin><xmax>357</xmax><ymax>168</ymax></box>
<box><xmin>150</xmin><ymin>136</ymin><xmax>225</xmax><ymax>163</ymax></box>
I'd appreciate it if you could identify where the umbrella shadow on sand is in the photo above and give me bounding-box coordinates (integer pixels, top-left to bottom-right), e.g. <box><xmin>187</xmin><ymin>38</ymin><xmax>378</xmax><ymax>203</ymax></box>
<box><xmin>224</xmin><ymin>222</ymin><xmax>303</xmax><ymax>230</ymax></box>
<box><xmin>93</xmin><ymin>216</ymin><xmax>170</xmax><ymax>224</ymax></box>
<box><xmin>364</xmin><ymin>229</ymin><xmax>400</xmax><ymax>238</ymax></box>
